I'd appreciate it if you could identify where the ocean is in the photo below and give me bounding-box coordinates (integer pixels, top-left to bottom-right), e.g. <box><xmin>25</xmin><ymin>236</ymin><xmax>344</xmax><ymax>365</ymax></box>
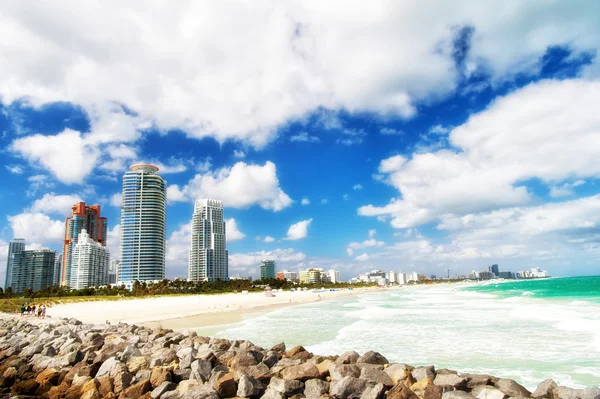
<box><xmin>191</xmin><ymin>276</ymin><xmax>600</xmax><ymax>389</ymax></box>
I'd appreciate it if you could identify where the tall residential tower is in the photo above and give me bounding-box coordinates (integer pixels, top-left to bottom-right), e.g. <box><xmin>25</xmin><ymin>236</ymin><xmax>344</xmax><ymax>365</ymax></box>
<box><xmin>11</xmin><ymin>250</ymin><xmax>56</xmax><ymax>293</ymax></box>
<box><xmin>119</xmin><ymin>164</ymin><xmax>167</xmax><ymax>285</ymax></box>
<box><xmin>4</xmin><ymin>238</ymin><xmax>25</xmax><ymax>290</ymax></box>
<box><xmin>70</xmin><ymin>230</ymin><xmax>110</xmax><ymax>289</ymax></box>
<box><xmin>62</xmin><ymin>202</ymin><xmax>107</xmax><ymax>286</ymax></box>
<box><xmin>188</xmin><ymin>199</ymin><xmax>228</xmax><ymax>282</ymax></box>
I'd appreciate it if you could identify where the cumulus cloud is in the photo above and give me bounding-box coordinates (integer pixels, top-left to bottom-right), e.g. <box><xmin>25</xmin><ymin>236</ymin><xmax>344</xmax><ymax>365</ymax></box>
<box><xmin>226</xmin><ymin>218</ymin><xmax>245</xmax><ymax>242</ymax></box>
<box><xmin>301</xmin><ymin>198</ymin><xmax>310</xmax><ymax>206</ymax></box>
<box><xmin>110</xmin><ymin>193</ymin><xmax>122</xmax><ymax>207</ymax></box>
<box><xmin>30</xmin><ymin>193</ymin><xmax>82</xmax><ymax>216</ymax></box>
<box><xmin>167</xmin><ymin>161</ymin><xmax>292</xmax><ymax>211</ymax></box>
<box><xmin>285</xmin><ymin>218</ymin><xmax>313</xmax><ymax>240</ymax></box>
<box><xmin>353</xmin><ymin>184</ymin><xmax>363</xmax><ymax>191</ymax></box>
<box><xmin>8</xmin><ymin>212</ymin><xmax>64</xmax><ymax>244</ymax></box>
<box><xmin>321</xmin><ymin>199</ymin><xmax>328</xmax><ymax>205</ymax></box>
<box><xmin>165</xmin><ymin>223</ymin><xmax>191</xmax><ymax>278</ymax></box>
<box><xmin>355</xmin><ymin>253</ymin><xmax>370</xmax><ymax>262</ymax></box>
<box><xmin>380</xmin><ymin>128</ymin><xmax>403</xmax><ymax>136</ymax></box>
<box><xmin>5</xmin><ymin>165</ymin><xmax>23</xmax><ymax>174</ymax></box>
<box><xmin>346</xmin><ymin>235</ymin><xmax>385</xmax><ymax>256</ymax></box>
<box><xmin>290</xmin><ymin>132</ymin><xmax>320</xmax><ymax>143</ymax></box>
<box><xmin>233</xmin><ymin>150</ymin><xmax>246</xmax><ymax>159</ymax></box>
<box><xmin>263</xmin><ymin>236</ymin><xmax>275</xmax><ymax>243</ymax></box>
<box><xmin>360</xmin><ymin>80</ymin><xmax>600</xmax><ymax>229</ymax></box>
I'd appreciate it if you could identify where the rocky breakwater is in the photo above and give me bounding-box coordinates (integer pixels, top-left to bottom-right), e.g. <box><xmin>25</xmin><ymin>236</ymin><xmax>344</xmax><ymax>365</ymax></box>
<box><xmin>0</xmin><ymin>318</ymin><xmax>599</xmax><ymax>399</ymax></box>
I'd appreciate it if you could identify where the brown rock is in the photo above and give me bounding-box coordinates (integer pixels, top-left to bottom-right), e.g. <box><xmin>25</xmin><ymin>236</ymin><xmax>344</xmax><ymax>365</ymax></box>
<box><xmin>121</xmin><ymin>379</ymin><xmax>152</xmax><ymax>398</ymax></box>
<box><xmin>13</xmin><ymin>379</ymin><xmax>40</xmax><ymax>395</ymax></box>
<box><xmin>286</xmin><ymin>346</ymin><xmax>306</xmax><ymax>357</ymax></box>
<box><xmin>97</xmin><ymin>375</ymin><xmax>114</xmax><ymax>397</ymax></box>
<box><xmin>336</xmin><ymin>351</ymin><xmax>360</xmax><ymax>364</ymax></box>
<box><xmin>64</xmin><ymin>384</ymin><xmax>84</xmax><ymax>399</ymax></box>
<box><xmin>81</xmin><ymin>378</ymin><xmax>100</xmax><ymax>394</ymax></box>
<box><xmin>388</xmin><ymin>381</ymin><xmax>420</xmax><ymax>399</ymax></box>
<box><xmin>495</xmin><ymin>379</ymin><xmax>531</xmax><ymax>398</ymax></box>
<box><xmin>127</xmin><ymin>356</ymin><xmax>149</xmax><ymax>374</ymax></box>
<box><xmin>150</xmin><ymin>367</ymin><xmax>172</xmax><ymax>387</ymax></box>
<box><xmin>46</xmin><ymin>382</ymin><xmax>70</xmax><ymax>399</ymax></box>
<box><xmin>215</xmin><ymin>372</ymin><xmax>237</xmax><ymax>398</ymax></box>
<box><xmin>229</xmin><ymin>351</ymin><xmax>260</xmax><ymax>370</ymax></box>
<box><xmin>281</xmin><ymin>363</ymin><xmax>320</xmax><ymax>382</ymax></box>
<box><xmin>533</xmin><ymin>380</ymin><xmax>559</xmax><ymax>399</ymax></box>
<box><xmin>81</xmin><ymin>388</ymin><xmax>101</xmax><ymax>399</ymax></box>
<box><xmin>316</xmin><ymin>359</ymin><xmax>332</xmax><ymax>378</ymax></box>
<box><xmin>412</xmin><ymin>378</ymin><xmax>434</xmax><ymax>399</ymax></box>
<box><xmin>114</xmin><ymin>371</ymin><xmax>133</xmax><ymax>394</ymax></box>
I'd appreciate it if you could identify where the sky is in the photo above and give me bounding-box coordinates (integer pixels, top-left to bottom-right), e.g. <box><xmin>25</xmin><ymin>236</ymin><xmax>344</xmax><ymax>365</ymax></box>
<box><xmin>1</xmin><ymin>1</ymin><xmax>600</xmax><ymax>281</ymax></box>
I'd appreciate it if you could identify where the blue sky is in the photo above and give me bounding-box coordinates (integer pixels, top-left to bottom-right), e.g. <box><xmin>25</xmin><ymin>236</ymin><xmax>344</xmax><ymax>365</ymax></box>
<box><xmin>1</xmin><ymin>1</ymin><xmax>600</xmax><ymax>280</ymax></box>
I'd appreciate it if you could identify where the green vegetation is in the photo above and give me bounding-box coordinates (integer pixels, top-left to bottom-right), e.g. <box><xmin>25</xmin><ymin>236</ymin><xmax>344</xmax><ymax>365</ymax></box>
<box><xmin>0</xmin><ymin>278</ymin><xmax>376</xmax><ymax>314</ymax></box>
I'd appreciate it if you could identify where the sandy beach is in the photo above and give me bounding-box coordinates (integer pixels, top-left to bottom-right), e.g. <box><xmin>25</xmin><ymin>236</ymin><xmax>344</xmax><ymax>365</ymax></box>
<box><xmin>42</xmin><ymin>287</ymin><xmax>377</xmax><ymax>327</ymax></box>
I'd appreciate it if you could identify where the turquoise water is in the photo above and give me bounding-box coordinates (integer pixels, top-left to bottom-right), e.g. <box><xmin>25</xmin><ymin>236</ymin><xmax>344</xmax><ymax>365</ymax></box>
<box><xmin>189</xmin><ymin>278</ymin><xmax>600</xmax><ymax>390</ymax></box>
<box><xmin>466</xmin><ymin>276</ymin><xmax>600</xmax><ymax>302</ymax></box>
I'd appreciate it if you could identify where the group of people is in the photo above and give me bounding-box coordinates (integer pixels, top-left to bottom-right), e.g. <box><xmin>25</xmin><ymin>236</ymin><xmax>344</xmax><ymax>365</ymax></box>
<box><xmin>20</xmin><ymin>303</ymin><xmax>47</xmax><ymax>318</ymax></box>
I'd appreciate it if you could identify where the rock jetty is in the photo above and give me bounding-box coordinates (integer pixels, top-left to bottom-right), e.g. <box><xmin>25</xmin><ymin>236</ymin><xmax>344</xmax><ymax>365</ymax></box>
<box><xmin>0</xmin><ymin>318</ymin><xmax>598</xmax><ymax>399</ymax></box>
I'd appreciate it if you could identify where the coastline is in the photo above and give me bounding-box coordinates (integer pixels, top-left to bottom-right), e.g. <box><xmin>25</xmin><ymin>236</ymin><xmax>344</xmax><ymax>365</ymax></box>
<box><xmin>38</xmin><ymin>286</ymin><xmax>381</xmax><ymax>326</ymax></box>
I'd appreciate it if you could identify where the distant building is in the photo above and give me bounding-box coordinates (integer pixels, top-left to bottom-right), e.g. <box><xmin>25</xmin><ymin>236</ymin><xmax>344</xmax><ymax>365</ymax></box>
<box><xmin>62</xmin><ymin>202</ymin><xmax>107</xmax><ymax>287</ymax></box>
<box><xmin>260</xmin><ymin>259</ymin><xmax>276</xmax><ymax>280</ymax></box>
<box><xmin>119</xmin><ymin>164</ymin><xmax>167</xmax><ymax>285</ymax></box>
<box><xmin>397</xmin><ymin>272</ymin><xmax>407</xmax><ymax>285</ymax></box>
<box><xmin>109</xmin><ymin>260</ymin><xmax>119</xmax><ymax>284</ymax></box>
<box><xmin>327</xmin><ymin>269</ymin><xmax>340</xmax><ymax>284</ymax></box>
<box><xmin>468</xmin><ymin>270</ymin><xmax>479</xmax><ymax>279</ymax></box>
<box><xmin>189</xmin><ymin>199</ymin><xmax>228</xmax><ymax>282</ymax></box>
<box><xmin>498</xmin><ymin>271</ymin><xmax>513</xmax><ymax>279</ymax></box>
<box><xmin>4</xmin><ymin>238</ymin><xmax>25</xmax><ymax>290</ymax></box>
<box><xmin>386</xmin><ymin>271</ymin><xmax>398</xmax><ymax>283</ymax></box>
<box><xmin>70</xmin><ymin>230</ymin><xmax>110</xmax><ymax>290</ymax></box>
<box><xmin>490</xmin><ymin>264</ymin><xmax>500</xmax><ymax>276</ymax></box>
<box><xmin>406</xmin><ymin>272</ymin><xmax>420</xmax><ymax>282</ymax></box>
<box><xmin>282</xmin><ymin>270</ymin><xmax>299</xmax><ymax>282</ymax></box>
<box><xmin>478</xmin><ymin>271</ymin><xmax>495</xmax><ymax>280</ymax></box>
<box><xmin>230</xmin><ymin>274</ymin><xmax>252</xmax><ymax>281</ymax></box>
<box><xmin>52</xmin><ymin>254</ymin><xmax>62</xmax><ymax>287</ymax></box>
<box><xmin>10</xmin><ymin>249</ymin><xmax>56</xmax><ymax>293</ymax></box>
<box><xmin>300</xmin><ymin>268</ymin><xmax>323</xmax><ymax>284</ymax></box>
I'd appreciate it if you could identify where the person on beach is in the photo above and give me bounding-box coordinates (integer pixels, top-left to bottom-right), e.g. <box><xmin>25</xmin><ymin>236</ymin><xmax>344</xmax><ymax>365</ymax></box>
<box><xmin>26</xmin><ymin>304</ymin><xmax>31</xmax><ymax>315</ymax></box>
<box><xmin>41</xmin><ymin>305</ymin><xmax>47</xmax><ymax>319</ymax></box>
<box><xmin>31</xmin><ymin>304</ymin><xmax>36</xmax><ymax>317</ymax></box>
<box><xmin>20</xmin><ymin>304</ymin><xmax>25</xmax><ymax>316</ymax></box>
<box><xmin>37</xmin><ymin>306</ymin><xmax>43</xmax><ymax>318</ymax></box>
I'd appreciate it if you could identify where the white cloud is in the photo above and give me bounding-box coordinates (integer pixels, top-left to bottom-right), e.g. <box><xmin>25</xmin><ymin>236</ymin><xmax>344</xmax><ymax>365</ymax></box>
<box><xmin>226</xmin><ymin>218</ymin><xmax>246</xmax><ymax>242</ymax></box>
<box><xmin>346</xmin><ymin>237</ymin><xmax>385</xmax><ymax>256</ymax></box>
<box><xmin>5</xmin><ymin>165</ymin><xmax>23</xmax><ymax>174</ymax></box>
<box><xmin>380</xmin><ymin>128</ymin><xmax>403</xmax><ymax>136</ymax></box>
<box><xmin>8</xmin><ymin>212</ymin><xmax>64</xmax><ymax>244</ymax></box>
<box><xmin>285</xmin><ymin>218</ymin><xmax>313</xmax><ymax>240</ymax></box>
<box><xmin>342</xmin><ymin>194</ymin><xmax>350</xmax><ymax>200</ymax></box>
<box><xmin>549</xmin><ymin>180</ymin><xmax>586</xmax><ymax>198</ymax></box>
<box><xmin>30</xmin><ymin>193</ymin><xmax>82</xmax><ymax>216</ymax></box>
<box><xmin>337</xmin><ymin>129</ymin><xmax>367</xmax><ymax>146</ymax></box>
<box><xmin>165</xmin><ymin>222</ymin><xmax>191</xmax><ymax>278</ymax></box>
<box><xmin>353</xmin><ymin>184</ymin><xmax>363</xmax><ymax>191</ymax></box>
<box><xmin>233</xmin><ymin>150</ymin><xmax>246</xmax><ymax>159</ymax></box>
<box><xmin>106</xmin><ymin>224</ymin><xmax>121</xmax><ymax>261</ymax></box>
<box><xmin>355</xmin><ymin>253</ymin><xmax>370</xmax><ymax>262</ymax></box>
<box><xmin>321</xmin><ymin>199</ymin><xmax>328</xmax><ymax>205</ymax></box>
<box><xmin>263</xmin><ymin>236</ymin><xmax>275</xmax><ymax>243</ymax></box>
<box><xmin>301</xmin><ymin>197</ymin><xmax>310</xmax><ymax>206</ymax></box>
<box><xmin>428</xmin><ymin>124</ymin><xmax>450</xmax><ymax>135</ymax></box>
<box><xmin>110</xmin><ymin>193</ymin><xmax>122</xmax><ymax>207</ymax></box>
<box><xmin>11</xmin><ymin>129</ymin><xmax>99</xmax><ymax>184</ymax></box>
<box><xmin>368</xmin><ymin>229</ymin><xmax>376</xmax><ymax>238</ymax></box>
<box><xmin>360</xmin><ymin>79</ymin><xmax>600</xmax><ymax>229</ymax></box>
<box><xmin>290</xmin><ymin>132</ymin><xmax>320</xmax><ymax>143</ymax></box>
<box><xmin>229</xmin><ymin>248</ymin><xmax>306</xmax><ymax>278</ymax></box>
<box><xmin>167</xmin><ymin>161</ymin><xmax>292</xmax><ymax>211</ymax></box>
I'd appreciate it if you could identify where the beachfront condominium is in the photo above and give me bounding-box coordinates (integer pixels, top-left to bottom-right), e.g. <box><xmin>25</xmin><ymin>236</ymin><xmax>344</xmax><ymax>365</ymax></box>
<box><xmin>119</xmin><ymin>164</ymin><xmax>167</xmax><ymax>285</ymax></box>
<box><xmin>188</xmin><ymin>199</ymin><xmax>229</xmax><ymax>282</ymax></box>
<box><xmin>327</xmin><ymin>269</ymin><xmax>340</xmax><ymax>284</ymax></box>
<box><xmin>260</xmin><ymin>259</ymin><xmax>276</xmax><ymax>280</ymax></box>
<box><xmin>4</xmin><ymin>238</ymin><xmax>25</xmax><ymax>290</ymax></box>
<box><xmin>70</xmin><ymin>230</ymin><xmax>110</xmax><ymax>289</ymax></box>
<box><xmin>62</xmin><ymin>202</ymin><xmax>107</xmax><ymax>287</ymax></box>
<box><xmin>10</xmin><ymin>249</ymin><xmax>56</xmax><ymax>293</ymax></box>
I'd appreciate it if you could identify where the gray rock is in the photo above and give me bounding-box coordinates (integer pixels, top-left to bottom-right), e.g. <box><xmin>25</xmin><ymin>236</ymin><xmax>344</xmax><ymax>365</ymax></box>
<box><xmin>237</xmin><ymin>374</ymin><xmax>266</xmax><ymax>398</ymax></box>
<box><xmin>582</xmin><ymin>388</ymin><xmax>600</xmax><ymax>399</ymax></box>
<box><xmin>329</xmin><ymin>363</ymin><xmax>361</xmax><ymax>380</ymax></box>
<box><xmin>357</xmin><ymin>351</ymin><xmax>388</xmax><ymax>365</ymax></box>
<box><xmin>557</xmin><ymin>387</ymin><xmax>583</xmax><ymax>399</ymax></box>
<box><xmin>270</xmin><ymin>377</ymin><xmax>305</xmax><ymax>395</ymax></box>
<box><xmin>330</xmin><ymin>376</ymin><xmax>368</xmax><ymax>398</ymax></box>
<box><xmin>412</xmin><ymin>365</ymin><xmax>436</xmax><ymax>382</ymax></box>
<box><xmin>120</xmin><ymin>345</ymin><xmax>142</xmax><ymax>362</ymax></box>
<box><xmin>443</xmin><ymin>392</ymin><xmax>477</xmax><ymax>399</ymax></box>
<box><xmin>360</xmin><ymin>382</ymin><xmax>385</xmax><ymax>399</ymax></box>
<box><xmin>181</xmin><ymin>386</ymin><xmax>220</xmax><ymax>399</ymax></box>
<box><xmin>280</xmin><ymin>363</ymin><xmax>320</xmax><ymax>381</ymax></box>
<box><xmin>463</xmin><ymin>374</ymin><xmax>494</xmax><ymax>390</ymax></box>
<box><xmin>533</xmin><ymin>380</ymin><xmax>559</xmax><ymax>399</ymax></box>
<box><xmin>261</xmin><ymin>388</ymin><xmax>286</xmax><ymax>399</ymax></box>
<box><xmin>190</xmin><ymin>359</ymin><xmax>213</xmax><ymax>383</ymax></box>
<box><xmin>21</xmin><ymin>343</ymin><xmax>44</xmax><ymax>357</ymax></box>
<box><xmin>384</xmin><ymin>363</ymin><xmax>412</xmax><ymax>383</ymax></box>
<box><xmin>96</xmin><ymin>356</ymin><xmax>122</xmax><ymax>377</ymax></box>
<box><xmin>271</xmin><ymin>342</ymin><xmax>286</xmax><ymax>353</ymax></box>
<box><xmin>495</xmin><ymin>379</ymin><xmax>531</xmax><ymax>398</ymax></box>
<box><xmin>151</xmin><ymin>381</ymin><xmax>177</xmax><ymax>399</ymax></box>
<box><xmin>304</xmin><ymin>379</ymin><xmax>330</xmax><ymax>398</ymax></box>
<box><xmin>472</xmin><ymin>386</ymin><xmax>507</xmax><ymax>399</ymax></box>
<box><xmin>360</xmin><ymin>367</ymin><xmax>393</xmax><ymax>387</ymax></box>
<box><xmin>337</xmin><ymin>351</ymin><xmax>360</xmax><ymax>364</ymax></box>
<box><xmin>434</xmin><ymin>373</ymin><xmax>467</xmax><ymax>388</ymax></box>
<box><xmin>161</xmin><ymin>391</ymin><xmax>182</xmax><ymax>399</ymax></box>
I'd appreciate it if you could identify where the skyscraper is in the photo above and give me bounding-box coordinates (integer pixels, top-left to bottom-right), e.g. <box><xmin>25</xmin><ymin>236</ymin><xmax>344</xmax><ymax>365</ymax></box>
<box><xmin>188</xmin><ymin>199</ymin><xmax>228</xmax><ymax>282</ymax></box>
<box><xmin>70</xmin><ymin>230</ymin><xmax>110</xmax><ymax>289</ymax></box>
<box><xmin>119</xmin><ymin>164</ymin><xmax>167</xmax><ymax>284</ymax></box>
<box><xmin>11</xmin><ymin>250</ymin><xmax>56</xmax><ymax>293</ymax></box>
<box><xmin>4</xmin><ymin>238</ymin><xmax>25</xmax><ymax>290</ymax></box>
<box><xmin>260</xmin><ymin>259</ymin><xmax>276</xmax><ymax>280</ymax></box>
<box><xmin>62</xmin><ymin>202</ymin><xmax>107</xmax><ymax>286</ymax></box>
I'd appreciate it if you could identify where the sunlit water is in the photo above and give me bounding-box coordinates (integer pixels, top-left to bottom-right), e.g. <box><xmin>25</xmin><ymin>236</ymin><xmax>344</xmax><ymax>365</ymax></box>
<box><xmin>190</xmin><ymin>277</ymin><xmax>600</xmax><ymax>390</ymax></box>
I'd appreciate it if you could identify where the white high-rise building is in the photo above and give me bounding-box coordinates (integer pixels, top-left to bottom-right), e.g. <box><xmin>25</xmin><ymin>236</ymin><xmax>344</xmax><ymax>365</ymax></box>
<box><xmin>327</xmin><ymin>269</ymin><xmax>340</xmax><ymax>284</ymax></box>
<box><xmin>189</xmin><ymin>199</ymin><xmax>229</xmax><ymax>282</ymax></box>
<box><xmin>70</xmin><ymin>230</ymin><xmax>110</xmax><ymax>289</ymax></box>
<box><xmin>398</xmin><ymin>272</ymin><xmax>407</xmax><ymax>285</ymax></box>
<box><xmin>406</xmin><ymin>271</ymin><xmax>420</xmax><ymax>282</ymax></box>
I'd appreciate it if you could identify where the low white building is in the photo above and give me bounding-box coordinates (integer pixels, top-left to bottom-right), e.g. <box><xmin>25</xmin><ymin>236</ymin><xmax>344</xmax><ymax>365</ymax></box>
<box><xmin>70</xmin><ymin>230</ymin><xmax>110</xmax><ymax>289</ymax></box>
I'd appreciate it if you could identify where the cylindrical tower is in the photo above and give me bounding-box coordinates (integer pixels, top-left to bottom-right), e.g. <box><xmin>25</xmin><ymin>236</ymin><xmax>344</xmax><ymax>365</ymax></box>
<box><xmin>119</xmin><ymin>164</ymin><xmax>167</xmax><ymax>284</ymax></box>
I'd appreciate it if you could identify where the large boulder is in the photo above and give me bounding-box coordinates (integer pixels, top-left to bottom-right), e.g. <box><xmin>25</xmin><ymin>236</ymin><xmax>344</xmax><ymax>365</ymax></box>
<box><xmin>412</xmin><ymin>366</ymin><xmax>436</xmax><ymax>382</ymax></box>
<box><xmin>337</xmin><ymin>351</ymin><xmax>360</xmax><ymax>364</ymax></box>
<box><xmin>122</xmin><ymin>379</ymin><xmax>153</xmax><ymax>398</ymax></box>
<box><xmin>269</xmin><ymin>377</ymin><xmax>305</xmax><ymax>396</ymax></box>
<box><xmin>329</xmin><ymin>363</ymin><xmax>361</xmax><ymax>380</ymax></box>
<box><xmin>557</xmin><ymin>387</ymin><xmax>583</xmax><ymax>399</ymax></box>
<box><xmin>387</xmin><ymin>381</ymin><xmax>419</xmax><ymax>399</ymax></box>
<box><xmin>494</xmin><ymin>379</ymin><xmax>531</xmax><ymax>398</ymax></box>
<box><xmin>443</xmin><ymin>392</ymin><xmax>477</xmax><ymax>399</ymax></box>
<box><xmin>386</xmin><ymin>364</ymin><xmax>414</xmax><ymax>385</ymax></box>
<box><xmin>280</xmin><ymin>363</ymin><xmax>320</xmax><ymax>381</ymax></box>
<box><xmin>151</xmin><ymin>381</ymin><xmax>177</xmax><ymax>399</ymax></box>
<box><xmin>213</xmin><ymin>372</ymin><xmax>237</xmax><ymax>397</ymax></box>
<box><xmin>150</xmin><ymin>367</ymin><xmax>173</xmax><ymax>388</ymax></box>
<box><xmin>357</xmin><ymin>351</ymin><xmax>388</xmax><ymax>365</ymax></box>
<box><xmin>533</xmin><ymin>380</ymin><xmax>560</xmax><ymax>399</ymax></box>
<box><xmin>330</xmin><ymin>376</ymin><xmax>368</xmax><ymax>398</ymax></box>
<box><xmin>361</xmin><ymin>382</ymin><xmax>386</xmax><ymax>399</ymax></box>
<box><xmin>583</xmin><ymin>388</ymin><xmax>600</xmax><ymax>399</ymax></box>
<box><xmin>360</xmin><ymin>367</ymin><xmax>394</xmax><ymax>387</ymax></box>
<box><xmin>472</xmin><ymin>386</ymin><xmax>507</xmax><ymax>399</ymax></box>
<box><xmin>237</xmin><ymin>374</ymin><xmax>266</xmax><ymax>398</ymax></box>
<box><xmin>96</xmin><ymin>357</ymin><xmax>122</xmax><ymax>378</ymax></box>
<box><xmin>190</xmin><ymin>359</ymin><xmax>213</xmax><ymax>383</ymax></box>
<box><xmin>434</xmin><ymin>373</ymin><xmax>467</xmax><ymax>389</ymax></box>
<box><xmin>304</xmin><ymin>378</ymin><xmax>330</xmax><ymax>398</ymax></box>
<box><xmin>181</xmin><ymin>386</ymin><xmax>221</xmax><ymax>399</ymax></box>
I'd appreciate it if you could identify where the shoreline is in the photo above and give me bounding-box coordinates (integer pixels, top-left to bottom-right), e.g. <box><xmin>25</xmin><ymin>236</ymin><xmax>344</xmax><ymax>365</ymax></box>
<box><xmin>34</xmin><ymin>286</ymin><xmax>382</xmax><ymax>327</ymax></box>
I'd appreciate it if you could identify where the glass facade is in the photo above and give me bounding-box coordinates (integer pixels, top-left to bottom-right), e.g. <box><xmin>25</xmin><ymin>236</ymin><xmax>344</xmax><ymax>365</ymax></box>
<box><xmin>119</xmin><ymin>164</ymin><xmax>167</xmax><ymax>283</ymax></box>
<box><xmin>189</xmin><ymin>199</ymin><xmax>229</xmax><ymax>281</ymax></box>
<box><xmin>4</xmin><ymin>238</ymin><xmax>25</xmax><ymax>290</ymax></box>
<box><xmin>11</xmin><ymin>250</ymin><xmax>56</xmax><ymax>293</ymax></box>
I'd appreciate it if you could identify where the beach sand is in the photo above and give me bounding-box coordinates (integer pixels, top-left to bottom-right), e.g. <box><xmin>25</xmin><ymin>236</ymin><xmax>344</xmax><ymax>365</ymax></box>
<box><xmin>44</xmin><ymin>287</ymin><xmax>377</xmax><ymax>328</ymax></box>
